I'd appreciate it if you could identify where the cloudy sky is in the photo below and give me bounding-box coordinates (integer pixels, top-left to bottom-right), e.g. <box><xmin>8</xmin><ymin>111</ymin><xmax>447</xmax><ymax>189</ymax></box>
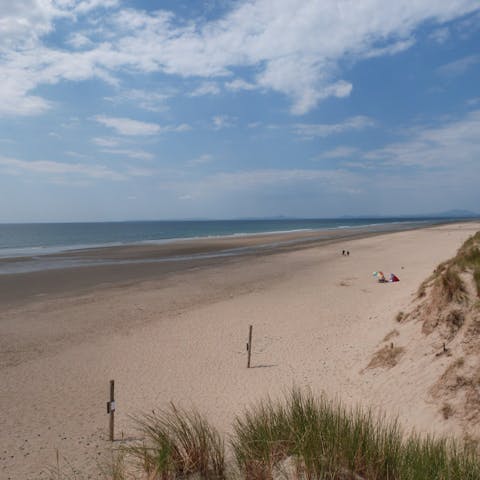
<box><xmin>1</xmin><ymin>0</ymin><xmax>479</xmax><ymax>222</ymax></box>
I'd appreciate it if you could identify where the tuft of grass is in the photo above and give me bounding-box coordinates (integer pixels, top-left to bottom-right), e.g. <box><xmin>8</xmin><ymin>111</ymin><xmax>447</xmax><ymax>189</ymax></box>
<box><xmin>129</xmin><ymin>404</ymin><xmax>225</xmax><ymax>480</ymax></box>
<box><xmin>231</xmin><ymin>398</ymin><xmax>291</xmax><ymax>480</ymax></box>
<box><xmin>367</xmin><ymin>345</ymin><xmax>405</xmax><ymax>370</ymax></box>
<box><xmin>415</xmin><ymin>231</ymin><xmax>480</xmax><ymax>303</ymax></box>
<box><xmin>231</xmin><ymin>389</ymin><xmax>480</xmax><ymax>480</ymax></box>
<box><xmin>384</xmin><ymin>329</ymin><xmax>400</xmax><ymax>341</ymax></box>
<box><xmin>437</xmin><ymin>267</ymin><xmax>467</xmax><ymax>304</ymax></box>
<box><xmin>441</xmin><ymin>403</ymin><xmax>454</xmax><ymax>420</ymax></box>
<box><xmin>445</xmin><ymin>310</ymin><xmax>465</xmax><ymax>338</ymax></box>
<box><xmin>474</xmin><ymin>267</ymin><xmax>480</xmax><ymax>298</ymax></box>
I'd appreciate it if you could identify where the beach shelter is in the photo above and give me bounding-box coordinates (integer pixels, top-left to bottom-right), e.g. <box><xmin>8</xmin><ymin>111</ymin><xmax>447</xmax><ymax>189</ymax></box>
<box><xmin>389</xmin><ymin>273</ymin><xmax>400</xmax><ymax>282</ymax></box>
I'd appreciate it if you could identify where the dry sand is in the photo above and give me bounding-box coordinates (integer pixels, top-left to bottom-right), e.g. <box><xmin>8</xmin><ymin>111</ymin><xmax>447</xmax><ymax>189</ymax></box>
<box><xmin>1</xmin><ymin>221</ymin><xmax>479</xmax><ymax>479</ymax></box>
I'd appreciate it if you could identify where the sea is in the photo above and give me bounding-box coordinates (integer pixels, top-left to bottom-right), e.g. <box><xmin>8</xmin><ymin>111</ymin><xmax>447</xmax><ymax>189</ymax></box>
<box><xmin>0</xmin><ymin>218</ymin><xmax>460</xmax><ymax>274</ymax></box>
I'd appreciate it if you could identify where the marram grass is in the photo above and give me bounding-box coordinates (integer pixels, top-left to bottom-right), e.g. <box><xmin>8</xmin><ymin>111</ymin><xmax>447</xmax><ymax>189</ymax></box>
<box><xmin>50</xmin><ymin>390</ymin><xmax>480</xmax><ymax>480</ymax></box>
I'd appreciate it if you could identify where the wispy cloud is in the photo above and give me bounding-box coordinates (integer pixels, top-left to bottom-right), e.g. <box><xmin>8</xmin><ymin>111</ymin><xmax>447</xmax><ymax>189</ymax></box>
<box><xmin>92</xmin><ymin>137</ymin><xmax>121</xmax><ymax>148</ymax></box>
<box><xmin>225</xmin><ymin>78</ymin><xmax>256</xmax><ymax>91</ymax></box>
<box><xmin>316</xmin><ymin>146</ymin><xmax>358</xmax><ymax>159</ymax></box>
<box><xmin>212</xmin><ymin>115</ymin><xmax>236</xmax><ymax>130</ymax></box>
<box><xmin>466</xmin><ymin>97</ymin><xmax>480</xmax><ymax>106</ymax></box>
<box><xmin>437</xmin><ymin>54</ymin><xmax>480</xmax><ymax>78</ymax></box>
<box><xmin>429</xmin><ymin>27</ymin><xmax>450</xmax><ymax>44</ymax></box>
<box><xmin>189</xmin><ymin>82</ymin><xmax>221</xmax><ymax>96</ymax></box>
<box><xmin>94</xmin><ymin>115</ymin><xmax>191</xmax><ymax>137</ymax></box>
<box><xmin>0</xmin><ymin>155</ymin><xmax>125</xmax><ymax>181</ymax></box>
<box><xmin>101</xmin><ymin>148</ymin><xmax>154</xmax><ymax>161</ymax></box>
<box><xmin>294</xmin><ymin>116</ymin><xmax>375</xmax><ymax>138</ymax></box>
<box><xmin>94</xmin><ymin>115</ymin><xmax>161</xmax><ymax>136</ymax></box>
<box><xmin>364</xmin><ymin>109</ymin><xmax>480</xmax><ymax>168</ymax></box>
<box><xmin>104</xmin><ymin>89</ymin><xmax>172</xmax><ymax>112</ymax></box>
<box><xmin>188</xmin><ymin>154</ymin><xmax>214</xmax><ymax>166</ymax></box>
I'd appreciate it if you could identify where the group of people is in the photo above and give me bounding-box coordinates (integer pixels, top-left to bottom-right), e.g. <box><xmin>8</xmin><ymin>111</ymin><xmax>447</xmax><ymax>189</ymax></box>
<box><xmin>342</xmin><ymin>250</ymin><xmax>350</xmax><ymax>256</ymax></box>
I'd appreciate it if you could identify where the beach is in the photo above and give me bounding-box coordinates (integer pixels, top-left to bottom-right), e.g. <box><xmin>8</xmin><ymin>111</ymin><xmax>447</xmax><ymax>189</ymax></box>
<box><xmin>1</xmin><ymin>221</ymin><xmax>479</xmax><ymax>479</ymax></box>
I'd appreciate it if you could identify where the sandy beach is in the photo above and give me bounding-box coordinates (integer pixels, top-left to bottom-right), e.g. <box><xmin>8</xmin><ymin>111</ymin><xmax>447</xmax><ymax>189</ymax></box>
<box><xmin>1</xmin><ymin>221</ymin><xmax>479</xmax><ymax>479</ymax></box>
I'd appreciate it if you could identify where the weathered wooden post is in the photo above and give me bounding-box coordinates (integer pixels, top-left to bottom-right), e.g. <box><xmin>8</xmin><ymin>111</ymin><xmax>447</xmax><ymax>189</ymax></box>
<box><xmin>247</xmin><ymin>325</ymin><xmax>253</xmax><ymax>368</ymax></box>
<box><xmin>107</xmin><ymin>380</ymin><xmax>115</xmax><ymax>441</ymax></box>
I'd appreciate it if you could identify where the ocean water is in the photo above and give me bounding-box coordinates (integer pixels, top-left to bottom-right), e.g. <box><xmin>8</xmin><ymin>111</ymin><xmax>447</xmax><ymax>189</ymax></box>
<box><xmin>0</xmin><ymin>218</ymin><xmax>451</xmax><ymax>257</ymax></box>
<box><xmin>0</xmin><ymin>218</ymin><xmax>454</xmax><ymax>274</ymax></box>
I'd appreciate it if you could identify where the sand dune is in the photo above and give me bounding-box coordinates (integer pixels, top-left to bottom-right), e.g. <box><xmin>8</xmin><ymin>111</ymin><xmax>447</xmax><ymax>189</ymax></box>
<box><xmin>1</xmin><ymin>222</ymin><xmax>479</xmax><ymax>479</ymax></box>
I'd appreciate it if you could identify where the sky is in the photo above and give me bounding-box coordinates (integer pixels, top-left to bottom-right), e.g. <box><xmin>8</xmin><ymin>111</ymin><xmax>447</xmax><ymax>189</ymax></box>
<box><xmin>0</xmin><ymin>0</ymin><xmax>479</xmax><ymax>222</ymax></box>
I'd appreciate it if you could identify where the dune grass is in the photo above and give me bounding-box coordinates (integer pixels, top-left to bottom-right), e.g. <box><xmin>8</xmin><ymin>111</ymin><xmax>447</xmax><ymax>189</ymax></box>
<box><xmin>128</xmin><ymin>404</ymin><xmax>225</xmax><ymax>480</ymax></box>
<box><xmin>49</xmin><ymin>389</ymin><xmax>480</xmax><ymax>479</ymax></box>
<box><xmin>415</xmin><ymin>231</ymin><xmax>480</xmax><ymax>303</ymax></box>
<box><xmin>231</xmin><ymin>389</ymin><xmax>480</xmax><ymax>480</ymax></box>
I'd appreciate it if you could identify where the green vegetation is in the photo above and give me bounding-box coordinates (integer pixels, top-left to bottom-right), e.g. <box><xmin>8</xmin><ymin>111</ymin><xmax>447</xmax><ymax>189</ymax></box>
<box><xmin>51</xmin><ymin>390</ymin><xmax>480</xmax><ymax>480</ymax></box>
<box><xmin>438</xmin><ymin>267</ymin><xmax>467</xmax><ymax>303</ymax></box>
<box><xmin>128</xmin><ymin>404</ymin><xmax>225</xmax><ymax>480</ymax></box>
<box><xmin>416</xmin><ymin>231</ymin><xmax>480</xmax><ymax>302</ymax></box>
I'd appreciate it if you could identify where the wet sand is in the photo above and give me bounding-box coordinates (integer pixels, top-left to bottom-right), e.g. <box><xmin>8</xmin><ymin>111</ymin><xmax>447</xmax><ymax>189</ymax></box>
<box><xmin>0</xmin><ymin>221</ymin><xmax>445</xmax><ymax>307</ymax></box>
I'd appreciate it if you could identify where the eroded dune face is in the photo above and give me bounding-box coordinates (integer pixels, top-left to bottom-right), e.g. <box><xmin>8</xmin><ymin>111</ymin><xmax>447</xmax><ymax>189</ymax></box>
<box><xmin>368</xmin><ymin>230</ymin><xmax>480</xmax><ymax>440</ymax></box>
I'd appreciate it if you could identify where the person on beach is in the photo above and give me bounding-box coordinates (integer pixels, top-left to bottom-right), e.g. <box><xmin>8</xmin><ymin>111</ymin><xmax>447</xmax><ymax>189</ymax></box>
<box><xmin>342</xmin><ymin>250</ymin><xmax>345</xmax><ymax>255</ymax></box>
<box><xmin>347</xmin><ymin>251</ymin><xmax>350</xmax><ymax>256</ymax></box>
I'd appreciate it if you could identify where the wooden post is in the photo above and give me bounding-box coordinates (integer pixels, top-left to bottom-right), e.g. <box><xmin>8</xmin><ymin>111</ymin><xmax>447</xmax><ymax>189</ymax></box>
<box><xmin>107</xmin><ymin>380</ymin><xmax>115</xmax><ymax>441</ymax></box>
<box><xmin>247</xmin><ymin>325</ymin><xmax>253</xmax><ymax>368</ymax></box>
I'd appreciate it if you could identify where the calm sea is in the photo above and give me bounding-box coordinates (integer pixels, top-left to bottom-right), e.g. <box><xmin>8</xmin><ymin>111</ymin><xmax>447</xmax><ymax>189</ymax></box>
<box><xmin>0</xmin><ymin>218</ymin><xmax>450</xmax><ymax>260</ymax></box>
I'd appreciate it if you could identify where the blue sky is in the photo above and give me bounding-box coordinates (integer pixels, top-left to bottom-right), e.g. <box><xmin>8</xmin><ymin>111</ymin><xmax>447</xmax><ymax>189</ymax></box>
<box><xmin>0</xmin><ymin>0</ymin><xmax>479</xmax><ymax>222</ymax></box>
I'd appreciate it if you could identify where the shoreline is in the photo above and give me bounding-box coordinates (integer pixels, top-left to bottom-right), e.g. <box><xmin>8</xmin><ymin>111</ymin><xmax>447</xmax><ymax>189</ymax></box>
<box><xmin>0</xmin><ymin>220</ymin><xmax>463</xmax><ymax>308</ymax></box>
<box><xmin>0</xmin><ymin>218</ymin><xmax>457</xmax><ymax>264</ymax></box>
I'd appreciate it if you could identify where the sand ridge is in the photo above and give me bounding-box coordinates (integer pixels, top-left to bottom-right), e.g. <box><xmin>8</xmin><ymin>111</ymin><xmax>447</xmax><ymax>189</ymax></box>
<box><xmin>1</xmin><ymin>222</ymin><xmax>479</xmax><ymax>479</ymax></box>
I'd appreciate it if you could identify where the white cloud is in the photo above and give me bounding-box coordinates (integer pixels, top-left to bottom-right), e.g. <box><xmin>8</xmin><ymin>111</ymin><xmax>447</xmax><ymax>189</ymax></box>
<box><xmin>364</xmin><ymin>109</ymin><xmax>480</xmax><ymax>168</ymax></box>
<box><xmin>67</xmin><ymin>32</ymin><xmax>94</xmax><ymax>49</ymax></box>
<box><xmin>101</xmin><ymin>148</ymin><xmax>154</xmax><ymax>161</ymax></box>
<box><xmin>429</xmin><ymin>27</ymin><xmax>450</xmax><ymax>44</ymax></box>
<box><xmin>1</xmin><ymin>1</ymin><xmax>479</xmax><ymax>116</ymax></box>
<box><xmin>316</xmin><ymin>146</ymin><xmax>358</xmax><ymax>159</ymax></box>
<box><xmin>94</xmin><ymin>115</ymin><xmax>161</xmax><ymax>136</ymax></box>
<box><xmin>363</xmin><ymin>38</ymin><xmax>415</xmax><ymax>59</ymax></box>
<box><xmin>92</xmin><ymin>137</ymin><xmax>120</xmax><ymax>147</ymax></box>
<box><xmin>104</xmin><ymin>89</ymin><xmax>172</xmax><ymax>111</ymax></box>
<box><xmin>72</xmin><ymin>0</ymin><xmax>120</xmax><ymax>15</ymax></box>
<box><xmin>0</xmin><ymin>155</ymin><xmax>125</xmax><ymax>180</ymax></box>
<box><xmin>212</xmin><ymin>115</ymin><xmax>236</xmax><ymax>130</ymax></box>
<box><xmin>225</xmin><ymin>78</ymin><xmax>256</xmax><ymax>91</ymax></box>
<box><xmin>294</xmin><ymin>116</ymin><xmax>375</xmax><ymax>138</ymax></box>
<box><xmin>188</xmin><ymin>154</ymin><xmax>214</xmax><ymax>166</ymax></box>
<box><xmin>437</xmin><ymin>54</ymin><xmax>480</xmax><ymax>77</ymax></box>
<box><xmin>93</xmin><ymin>117</ymin><xmax>191</xmax><ymax>137</ymax></box>
<box><xmin>174</xmin><ymin>123</ymin><xmax>192</xmax><ymax>132</ymax></box>
<box><xmin>189</xmin><ymin>82</ymin><xmax>221</xmax><ymax>96</ymax></box>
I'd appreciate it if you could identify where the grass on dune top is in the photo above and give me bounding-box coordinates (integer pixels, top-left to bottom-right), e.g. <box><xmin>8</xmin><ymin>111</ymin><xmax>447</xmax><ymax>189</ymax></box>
<box><xmin>417</xmin><ymin>231</ymin><xmax>480</xmax><ymax>301</ymax></box>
